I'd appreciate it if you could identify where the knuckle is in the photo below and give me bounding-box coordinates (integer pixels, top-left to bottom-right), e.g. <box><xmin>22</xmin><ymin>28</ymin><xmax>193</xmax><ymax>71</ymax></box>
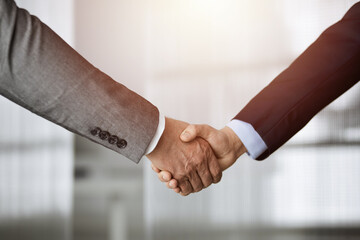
<box><xmin>204</xmin><ymin>180</ymin><xmax>212</xmax><ymax>188</ymax></box>
<box><xmin>199</xmin><ymin>161</ymin><xmax>208</xmax><ymax>171</ymax></box>
<box><xmin>187</xmin><ymin>164</ymin><xmax>197</xmax><ymax>173</ymax></box>
<box><xmin>196</xmin><ymin>156</ymin><xmax>207</xmax><ymax>168</ymax></box>
<box><xmin>179</xmin><ymin>175</ymin><xmax>189</xmax><ymax>182</ymax></box>
<box><xmin>196</xmin><ymin>156</ymin><xmax>206</xmax><ymax>165</ymax></box>
<box><xmin>214</xmin><ymin>172</ymin><xmax>222</xmax><ymax>183</ymax></box>
<box><xmin>179</xmin><ymin>181</ymin><xmax>189</xmax><ymax>189</ymax></box>
<box><xmin>193</xmin><ymin>186</ymin><xmax>202</xmax><ymax>192</ymax></box>
<box><xmin>185</xmin><ymin>188</ymin><xmax>192</xmax><ymax>195</ymax></box>
<box><xmin>193</xmin><ymin>181</ymin><xmax>204</xmax><ymax>192</ymax></box>
<box><xmin>180</xmin><ymin>187</ymin><xmax>190</xmax><ymax>195</ymax></box>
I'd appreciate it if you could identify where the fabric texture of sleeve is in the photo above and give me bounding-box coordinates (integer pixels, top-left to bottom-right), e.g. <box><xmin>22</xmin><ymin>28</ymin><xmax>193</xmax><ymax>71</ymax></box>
<box><xmin>0</xmin><ymin>0</ymin><xmax>159</xmax><ymax>163</ymax></box>
<box><xmin>234</xmin><ymin>3</ymin><xmax>360</xmax><ymax>160</ymax></box>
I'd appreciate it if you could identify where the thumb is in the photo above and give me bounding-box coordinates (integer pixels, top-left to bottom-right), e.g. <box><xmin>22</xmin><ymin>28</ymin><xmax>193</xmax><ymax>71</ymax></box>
<box><xmin>180</xmin><ymin>124</ymin><xmax>212</xmax><ymax>143</ymax></box>
<box><xmin>180</xmin><ymin>125</ymin><xmax>198</xmax><ymax>142</ymax></box>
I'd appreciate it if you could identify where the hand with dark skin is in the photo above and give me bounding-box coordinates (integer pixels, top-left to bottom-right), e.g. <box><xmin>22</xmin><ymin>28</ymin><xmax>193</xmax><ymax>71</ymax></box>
<box><xmin>146</xmin><ymin>118</ymin><xmax>222</xmax><ymax>196</ymax></box>
<box><xmin>152</xmin><ymin>124</ymin><xmax>247</xmax><ymax>194</ymax></box>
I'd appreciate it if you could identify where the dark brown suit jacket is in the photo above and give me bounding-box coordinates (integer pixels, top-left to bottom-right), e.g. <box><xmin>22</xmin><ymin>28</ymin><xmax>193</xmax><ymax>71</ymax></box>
<box><xmin>235</xmin><ymin>2</ymin><xmax>360</xmax><ymax>160</ymax></box>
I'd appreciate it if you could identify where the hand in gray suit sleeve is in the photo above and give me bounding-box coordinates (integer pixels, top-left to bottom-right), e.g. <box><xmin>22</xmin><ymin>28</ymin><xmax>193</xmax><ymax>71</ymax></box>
<box><xmin>0</xmin><ymin>0</ymin><xmax>223</xmax><ymax>192</ymax></box>
<box><xmin>0</xmin><ymin>0</ymin><xmax>159</xmax><ymax>163</ymax></box>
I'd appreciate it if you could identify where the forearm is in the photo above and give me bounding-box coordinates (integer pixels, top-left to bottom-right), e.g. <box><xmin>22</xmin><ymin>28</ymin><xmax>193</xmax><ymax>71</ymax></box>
<box><xmin>235</xmin><ymin>3</ymin><xmax>360</xmax><ymax>160</ymax></box>
<box><xmin>0</xmin><ymin>0</ymin><xmax>159</xmax><ymax>162</ymax></box>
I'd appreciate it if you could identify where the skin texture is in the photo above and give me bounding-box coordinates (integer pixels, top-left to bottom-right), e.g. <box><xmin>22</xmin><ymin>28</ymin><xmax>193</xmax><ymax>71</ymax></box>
<box><xmin>146</xmin><ymin>118</ymin><xmax>222</xmax><ymax>196</ymax></box>
<box><xmin>152</xmin><ymin>125</ymin><xmax>247</xmax><ymax>194</ymax></box>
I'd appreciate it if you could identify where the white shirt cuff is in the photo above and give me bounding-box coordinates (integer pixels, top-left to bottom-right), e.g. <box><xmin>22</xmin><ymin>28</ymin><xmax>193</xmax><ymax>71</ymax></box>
<box><xmin>145</xmin><ymin>113</ymin><xmax>165</xmax><ymax>155</ymax></box>
<box><xmin>226</xmin><ymin>120</ymin><xmax>268</xmax><ymax>159</ymax></box>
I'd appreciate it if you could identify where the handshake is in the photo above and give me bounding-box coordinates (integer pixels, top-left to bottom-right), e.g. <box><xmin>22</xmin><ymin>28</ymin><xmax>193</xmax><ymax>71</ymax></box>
<box><xmin>1</xmin><ymin>0</ymin><xmax>357</xmax><ymax>199</ymax></box>
<box><xmin>146</xmin><ymin>117</ymin><xmax>247</xmax><ymax>196</ymax></box>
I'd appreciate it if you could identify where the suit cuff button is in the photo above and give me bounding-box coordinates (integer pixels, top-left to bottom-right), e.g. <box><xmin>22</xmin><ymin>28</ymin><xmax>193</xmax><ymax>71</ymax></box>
<box><xmin>90</xmin><ymin>127</ymin><xmax>102</xmax><ymax>136</ymax></box>
<box><xmin>108</xmin><ymin>135</ymin><xmax>119</xmax><ymax>145</ymax></box>
<box><xmin>99</xmin><ymin>131</ymin><xmax>110</xmax><ymax>140</ymax></box>
<box><xmin>117</xmin><ymin>139</ymin><xmax>127</xmax><ymax>149</ymax></box>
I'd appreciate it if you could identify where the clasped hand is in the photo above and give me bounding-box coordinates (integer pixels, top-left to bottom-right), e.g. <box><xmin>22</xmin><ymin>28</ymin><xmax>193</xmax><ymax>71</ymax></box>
<box><xmin>146</xmin><ymin>117</ymin><xmax>246</xmax><ymax>196</ymax></box>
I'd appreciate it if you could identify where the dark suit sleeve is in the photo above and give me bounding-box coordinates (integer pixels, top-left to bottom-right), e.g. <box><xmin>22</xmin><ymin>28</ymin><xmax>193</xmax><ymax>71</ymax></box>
<box><xmin>235</xmin><ymin>2</ymin><xmax>360</xmax><ymax>160</ymax></box>
<box><xmin>0</xmin><ymin>0</ymin><xmax>159</xmax><ymax>163</ymax></box>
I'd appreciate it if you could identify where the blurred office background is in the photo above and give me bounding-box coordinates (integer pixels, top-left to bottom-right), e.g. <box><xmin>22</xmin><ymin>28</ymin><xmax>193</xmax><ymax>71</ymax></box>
<box><xmin>0</xmin><ymin>0</ymin><xmax>359</xmax><ymax>240</ymax></box>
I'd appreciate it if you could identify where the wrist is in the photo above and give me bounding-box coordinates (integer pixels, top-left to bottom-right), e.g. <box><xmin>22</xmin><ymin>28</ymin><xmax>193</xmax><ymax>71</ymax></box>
<box><xmin>221</xmin><ymin>126</ymin><xmax>247</xmax><ymax>159</ymax></box>
<box><xmin>145</xmin><ymin>113</ymin><xmax>166</xmax><ymax>155</ymax></box>
<box><xmin>146</xmin><ymin>117</ymin><xmax>187</xmax><ymax>158</ymax></box>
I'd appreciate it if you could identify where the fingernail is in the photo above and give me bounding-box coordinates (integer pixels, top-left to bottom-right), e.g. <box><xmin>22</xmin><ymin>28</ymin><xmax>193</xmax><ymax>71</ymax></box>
<box><xmin>162</xmin><ymin>175</ymin><xmax>167</xmax><ymax>180</ymax></box>
<box><xmin>181</xmin><ymin>131</ymin><xmax>190</xmax><ymax>138</ymax></box>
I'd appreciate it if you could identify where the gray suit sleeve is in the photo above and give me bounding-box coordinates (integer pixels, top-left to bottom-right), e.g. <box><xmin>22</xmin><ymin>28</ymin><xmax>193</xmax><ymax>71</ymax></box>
<box><xmin>0</xmin><ymin>0</ymin><xmax>159</xmax><ymax>163</ymax></box>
